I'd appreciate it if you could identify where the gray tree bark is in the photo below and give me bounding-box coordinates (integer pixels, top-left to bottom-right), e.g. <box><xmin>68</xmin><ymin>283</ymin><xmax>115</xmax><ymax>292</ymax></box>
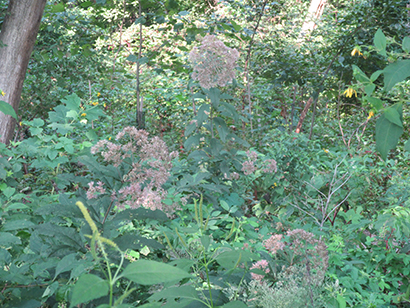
<box><xmin>0</xmin><ymin>0</ymin><xmax>47</xmax><ymax>144</ymax></box>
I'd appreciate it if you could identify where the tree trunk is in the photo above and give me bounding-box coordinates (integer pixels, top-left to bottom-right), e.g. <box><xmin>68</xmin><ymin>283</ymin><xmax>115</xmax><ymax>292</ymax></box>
<box><xmin>299</xmin><ymin>0</ymin><xmax>327</xmax><ymax>41</ymax></box>
<box><xmin>0</xmin><ymin>0</ymin><xmax>46</xmax><ymax>144</ymax></box>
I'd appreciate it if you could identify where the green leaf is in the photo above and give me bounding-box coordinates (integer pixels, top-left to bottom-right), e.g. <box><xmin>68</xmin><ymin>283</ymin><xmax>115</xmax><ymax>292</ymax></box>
<box><xmin>383</xmin><ymin>59</ymin><xmax>410</xmax><ymax>92</ymax></box>
<box><xmin>0</xmin><ymin>232</ymin><xmax>21</xmax><ymax>246</ymax></box>
<box><xmin>220</xmin><ymin>301</ymin><xmax>248</xmax><ymax>308</ymax></box>
<box><xmin>2</xmin><ymin>186</ymin><xmax>15</xmax><ymax>199</ymax></box>
<box><xmin>148</xmin><ymin>285</ymin><xmax>198</xmax><ymax>302</ymax></box>
<box><xmin>0</xmin><ymin>101</ymin><xmax>17</xmax><ymax>120</ymax></box>
<box><xmin>370</xmin><ymin>70</ymin><xmax>383</xmax><ymax>82</ymax></box>
<box><xmin>376</xmin><ymin>104</ymin><xmax>403</xmax><ymax>160</ymax></box>
<box><xmin>122</xmin><ymin>260</ymin><xmax>192</xmax><ymax>285</ymax></box>
<box><xmin>366</xmin><ymin>97</ymin><xmax>383</xmax><ymax>111</ymax></box>
<box><xmin>51</xmin><ymin>2</ymin><xmax>65</xmax><ymax>13</ymax></box>
<box><xmin>404</xmin><ymin>139</ymin><xmax>410</xmax><ymax>152</ymax></box>
<box><xmin>337</xmin><ymin>294</ymin><xmax>347</xmax><ymax>308</ymax></box>
<box><xmin>384</xmin><ymin>106</ymin><xmax>403</xmax><ymax>127</ymax></box>
<box><xmin>352</xmin><ymin>65</ymin><xmax>370</xmax><ymax>84</ymax></box>
<box><xmin>374</xmin><ymin>28</ymin><xmax>387</xmax><ymax>56</ymax></box>
<box><xmin>184</xmin><ymin>135</ymin><xmax>200</xmax><ymax>151</ymax></box>
<box><xmin>214</xmin><ymin>117</ymin><xmax>229</xmax><ymax>143</ymax></box>
<box><xmin>70</xmin><ymin>274</ymin><xmax>109</xmax><ymax>307</ymax></box>
<box><xmin>403</xmin><ymin>36</ymin><xmax>410</xmax><ymax>53</ymax></box>
<box><xmin>230</xmin><ymin>20</ymin><xmax>242</xmax><ymax>31</ymax></box>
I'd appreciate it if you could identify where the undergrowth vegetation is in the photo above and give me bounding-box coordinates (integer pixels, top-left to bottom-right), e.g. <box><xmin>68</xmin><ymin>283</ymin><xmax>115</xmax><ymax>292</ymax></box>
<box><xmin>2</xmin><ymin>0</ymin><xmax>410</xmax><ymax>307</ymax></box>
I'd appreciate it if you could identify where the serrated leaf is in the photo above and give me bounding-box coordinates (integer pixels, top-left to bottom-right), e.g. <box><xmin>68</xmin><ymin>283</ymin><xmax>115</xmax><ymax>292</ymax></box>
<box><xmin>214</xmin><ymin>117</ymin><xmax>229</xmax><ymax>142</ymax></box>
<box><xmin>70</xmin><ymin>274</ymin><xmax>109</xmax><ymax>307</ymax></box>
<box><xmin>374</xmin><ymin>28</ymin><xmax>387</xmax><ymax>56</ymax></box>
<box><xmin>376</xmin><ymin>104</ymin><xmax>403</xmax><ymax>160</ymax></box>
<box><xmin>383</xmin><ymin>60</ymin><xmax>410</xmax><ymax>92</ymax></box>
<box><xmin>184</xmin><ymin>135</ymin><xmax>200</xmax><ymax>151</ymax></box>
<box><xmin>0</xmin><ymin>101</ymin><xmax>17</xmax><ymax>120</ymax></box>
<box><xmin>403</xmin><ymin>36</ymin><xmax>410</xmax><ymax>53</ymax></box>
<box><xmin>122</xmin><ymin>260</ymin><xmax>192</xmax><ymax>285</ymax></box>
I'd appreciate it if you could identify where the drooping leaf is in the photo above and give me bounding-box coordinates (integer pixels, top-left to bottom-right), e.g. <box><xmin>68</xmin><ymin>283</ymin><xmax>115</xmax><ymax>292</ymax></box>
<box><xmin>374</xmin><ymin>28</ymin><xmax>387</xmax><ymax>56</ymax></box>
<box><xmin>122</xmin><ymin>260</ymin><xmax>192</xmax><ymax>285</ymax></box>
<box><xmin>214</xmin><ymin>117</ymin><xmax>229</xmax><ymax>143</ymax></box>
<box><xmin>383</xmin><ymin>60</ymin><xmax>410</xmax><ymax>92</ymax></box>
<box><xmin>403</xmin><ymin>36</ymin><xmax>410</xmax><ymax>53</ymax></box>
<box><xmin>0</xmin><ymin>101</ymin><xmax>17</xmax><ymax>120</ymax></box>
<box><xmin>70</xmin><ymin>274</ymin><xmax>109</xmax><ymax>307</ymax></box>
<box><xmin>375</xmin><ymin>104</ymin><xmax>403</xmax><ymax>160</ymax></box>
<box><xmin>384</xmin><ymin>106</ymin><xmax>403</xmax><ymax>127</ymax></box>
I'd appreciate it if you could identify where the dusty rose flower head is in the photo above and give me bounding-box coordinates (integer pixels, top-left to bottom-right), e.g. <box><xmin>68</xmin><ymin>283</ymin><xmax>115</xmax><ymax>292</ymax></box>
<box><xmin>263</xmin><ymin>159</ymin><xmax>277</xmax><ymax>173</ymax></box>
<box><xmin>250</xmin><ymin>259</ymin><xmax>270</xmax><ymax>282</ymax></box>
<box><xmin>189</xmin><ymin>34</ymin><xmax>239</xmax><ymax>89</ymax></box>
<box><xmin>264</xmin><ymin>234</ymin><xmax>285</xmax><ymax>254</ymax></box>
<box><xmin>242</xmin><ymin>160</ymin><xmax>256</xmax><ymax>175</ymax></box>
<box><xmin>89</xmin><ymin>127</ymin><xmax>179</xmax><ymax>216</ymax></box>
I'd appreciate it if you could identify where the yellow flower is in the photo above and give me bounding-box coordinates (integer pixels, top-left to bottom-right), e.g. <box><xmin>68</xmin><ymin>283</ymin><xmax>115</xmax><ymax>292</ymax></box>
<box><xmin>92</xmin><ymin>102</ymin><xmax>98</xmax><ymax>106</ymax></box>
<box><xmin>108</xmin><ymin>137</ymin><xmax>111</xmax><ymax>140</ymax></box>
<box><xmin>1</xmin><ymin>90</ymin><xmax>5</xmax><ymax>96</ymax></box>
<box><xmin>103</xmin><ymin>103</ymin><xmax>107</xmax><ymax>107</ymax></box>
<box><xmin>97</xmin><ymin>92</ymin><xmax>101</xmax><ymax>97</ymax></box>
<box><xmin>343</xmin><ymin>88</ymin><xmax>357</xmax><ymax>98</ymax></box>
<box><xmin>323</xmin><ymin>148</ymin><xmax>329</xmax><ymax>153</ymax></box>
<box><xmin>351</xmin><ymin>48</ymin><xmax>363</xmax><ymax>57</ymax></box>
<box><xmin>81</xmin><ymin>113</ymin><xmax>86</xmax><ymax>117</ymax></box>
<box><xmin>367</xmin><ymin>111</ymin><xmax>374</xmax><ymax>120</ymax></box>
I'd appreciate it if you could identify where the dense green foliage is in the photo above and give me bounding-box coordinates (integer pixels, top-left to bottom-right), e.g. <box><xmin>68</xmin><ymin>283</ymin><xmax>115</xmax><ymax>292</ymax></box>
<box><xmin>2</xmin><ymin>0</ymin><xmax>410</xmax><ymax>307</ymax></box>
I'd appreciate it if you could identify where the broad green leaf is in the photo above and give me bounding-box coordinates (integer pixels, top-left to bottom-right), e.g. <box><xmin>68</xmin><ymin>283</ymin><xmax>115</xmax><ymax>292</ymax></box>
<box><xmin>405</xmin><ymin>139</ymin><xmax>410</xmax><ymax>152</ymax></box>
<box><xmin>184</xmin><ymin>135</ymin><xmax>200</xmax><ymax>151</ymax></box>
<box><xmin>123</xmin><ymin>260</ymin><xmax>192</xmax><ymax>285</ymax></box>
<box><xmin>70</xmin><ymin>274</ymin><xmax>109</xmax><ymax>307</ymax></box>
<box><xmin>135</xmin><ymin>16</ymin><xmax>146</xmax><ymax>24</ymax></box>
<box><xmin>403</xmin><ymin>36</ymin><xmax>410</xmax><ymax>53</ymax></box>
<box><xmin>383</xmin><ymin>59</ymin><xmax>410</xmax><ymax>92</ymax></box>
<box><xmin>54</xmin><ymin>253</ymin><xmax>77</xmax><ymax>279</ymax></box>
<box><xmin>0</xmin><ymin>232</ymin><xmax>21</xmax><ymax>245</ymax></box>
<box><xmin>370</xmin><ymin>70</ymin><xmax>383</xmax><ymax>82</ymax></box>
<box><xmin>127</xmin><ymin>54</ymin><xmax>138</xmax><ymax>62</ymax></box>
<box><xmin>337</xmin><ymin>294</ymin><xmax>347</xmax><ymax>308</ymax></box>
<box><xmin>148</xmin><ymin>285</ymin><xmax>198</xmax><ymax>301</ymax></box>
<box><xmin>0</xmin><ymin>101</ymin><xmax>17</xmax><ymax>120</ymax></box>
<box><xmin>214</xmin><ymin>117</ymin><xmax>229</xmax><ymax>142</ymax></box>
<box><xmin>215</xmin><ymin>250</ymin><xmax>246</xmax><ymax>270</ymax></box>
<box><xmin>200</xmin><ymin>235</ymin><xmax>210</xmax><ymax>251</ymax></box>
<box><xmin>364</xmin><ymin>83</ymin><xmax>375</xmax><ymax>96</ymax></box>
<box><xmin>220</xmin><ymin>301</ymin><xmax>248</xmax><ymax>308</ymax></box>
<box><xmin>384</xmin><ymin>106</ymin><xmax>403</xmax><ymax>127</ymax></box>
<box><xmin>2</xmin><ymin>186</ymin><xmax>15</xmax><ymax>199</ymax></box>
<box><xmin>51</xmin><ymin>2</ymin><xmax>65</xmax><ymax>13</ymax></box>
<box><xmin>206</xmin><ymin>87</ymin><xmax>221</xmax><ymax>108</ymax></box>
<box><xmin>184</xmin><ymin>122</ymin><xmax>196</xmax><ymax>137</ymax></box>
<box><xmin>374</xmin><ymin>28</ymin><xmax>387</xmax><ymax>56</ymax></box>
<box><xmin>230</xmin><ymin>20</ymin><xmax>242</xmax><ymax>31</ymax></box>
<box><xmin>375</xmin><ymin>104</ymin><xmax>403</xmax><ymax>160</ymax></box>
<box><xmin>2</xmin><ymin>219</ymin><xmax>35</xmax><ymax>231</ymax></box>
<box><xmin>366</xmin><ymin>97</ymin><xmax>383</xmax><ymax>110</ymax></box>
<box><xmin>61</xmin><ymin>93</ymin><xmax>81</xmax><ymax>111</ymax></box>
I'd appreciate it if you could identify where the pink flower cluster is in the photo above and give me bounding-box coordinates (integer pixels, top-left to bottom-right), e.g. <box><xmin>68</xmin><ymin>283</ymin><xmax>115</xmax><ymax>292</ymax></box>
<box><xmin>189</xmin><ymin>35</ymin><xmax>239</xmax><ymax>89</ymax></box>
<box><xmin>88</xmin><ymin>127</ymin><xmax>179</xmax><ymax>215</ymax></box>
<box><xmin>250</xmin><ymin>259</ymin><xmax>270</xmax><ymax>282</ymax></box>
